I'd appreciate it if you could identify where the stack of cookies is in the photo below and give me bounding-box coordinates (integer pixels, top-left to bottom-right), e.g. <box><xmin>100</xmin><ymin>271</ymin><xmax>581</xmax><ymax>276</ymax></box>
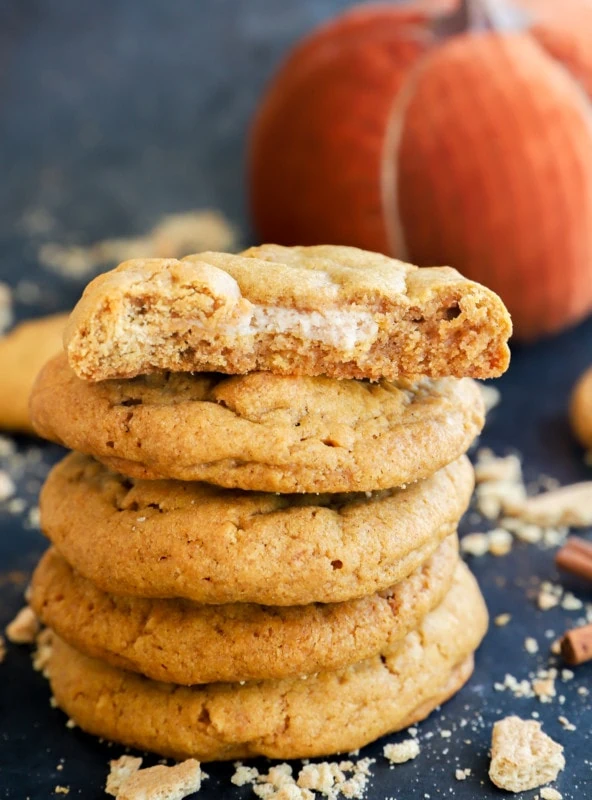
<box><xmin>28</xmin><ymin>245</ymin><xmax>511</xmax><ymax>761</ymax></box>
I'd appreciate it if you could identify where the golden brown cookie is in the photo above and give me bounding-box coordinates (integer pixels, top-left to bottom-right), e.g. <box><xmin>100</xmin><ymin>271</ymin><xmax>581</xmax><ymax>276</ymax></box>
<box><xmin>0</xmin><ymin>313</ymin><xmax>68</xmax><ymax>433</ymax></box>
<box><xmin>31</xmin><ymin>354</ymin><xmax>483</xmax><ymax>492</ymax></box>
<box><xmin>570</xmin><ymin>365</ymin><xmax>592</xmax><ymax>454</ymax></box>
<box><xmin>64</xmin><ymin>244</ymin><xmax>511</xmax><ymax>382</ymax></box>
<box><xmin>40</xmin><ymin>452</ymin><xmax>473</xmax><ymax>605</ymax></box>
<box><xmin>31</xmin><ymin>536</ymin><xmax>457</xmax><ymax>684</ymax></box>
<box><xmin>47</xmin><ymin>562</ymin><xmax>488</xmax><ymax>761</ymax></box>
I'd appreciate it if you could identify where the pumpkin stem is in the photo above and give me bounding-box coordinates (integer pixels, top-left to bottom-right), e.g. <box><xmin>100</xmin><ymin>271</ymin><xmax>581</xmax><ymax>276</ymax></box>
<box><xmin>435</xmin><ymin>0</ymin><xmax>530</xmax><ymax>38</ymax></box>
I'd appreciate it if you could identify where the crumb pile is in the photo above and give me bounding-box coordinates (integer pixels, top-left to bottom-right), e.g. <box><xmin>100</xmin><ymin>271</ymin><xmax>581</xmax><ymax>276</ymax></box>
<box><xmin>26</xmin><ymin>245</ymin><xmax>509</xmax><ymax>770</ymax></box>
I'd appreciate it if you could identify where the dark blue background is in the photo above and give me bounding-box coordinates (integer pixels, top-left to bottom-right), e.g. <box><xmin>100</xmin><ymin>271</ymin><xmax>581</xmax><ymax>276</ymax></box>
<box><xmin>0</xmin><ymin>1</ymin><xmax>590</xmax><ymax>798</ymax></box>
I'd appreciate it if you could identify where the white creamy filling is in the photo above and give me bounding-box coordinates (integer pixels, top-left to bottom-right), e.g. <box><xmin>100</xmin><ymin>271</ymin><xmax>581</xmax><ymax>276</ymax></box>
<box><xmin>229</xmin><ymin>305</ymin><xmax>379</xmax><ymax>352</ymax></box>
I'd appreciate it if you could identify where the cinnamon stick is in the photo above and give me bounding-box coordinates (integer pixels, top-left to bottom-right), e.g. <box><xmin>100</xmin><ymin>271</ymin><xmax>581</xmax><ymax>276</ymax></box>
<box><xmin>555</xmin><ymin>536</ymin><xmax>592</xmax><ymax>582</ymax></box>
<box><xmin>561</xmin><ymin>624</ymin><xmax>592</xmax><ymax>666</ymax></box>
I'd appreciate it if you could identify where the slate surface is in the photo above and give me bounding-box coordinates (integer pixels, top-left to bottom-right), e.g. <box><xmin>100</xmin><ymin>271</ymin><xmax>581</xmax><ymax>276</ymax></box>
<box><xmin>0</xmin><ymin>1</ymin><xmax>590</xmax><ymax>798</ymax></box>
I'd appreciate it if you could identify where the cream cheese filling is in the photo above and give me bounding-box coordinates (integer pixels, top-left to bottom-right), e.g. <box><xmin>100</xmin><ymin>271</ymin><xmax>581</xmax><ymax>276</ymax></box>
<box><xmin>227</xmin><ymin>305</ymin><xmax>379</xmax><ymax>352</ymax></box>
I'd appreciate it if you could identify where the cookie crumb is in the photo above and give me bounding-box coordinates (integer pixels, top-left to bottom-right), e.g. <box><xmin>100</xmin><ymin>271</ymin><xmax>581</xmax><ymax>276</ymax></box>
<box><xmin>5</xmin><ymin>606</ymin><xmax>39</xmax><ymax>644</ymax></box>
<box><xmin>494</xmin><ymin>613</ymin><xmax>511</xmax><ymax>627</ymax></box>
<box><xmin>488</xmin><ymin>528</ymin><xmax>513</xmax><ymax>556</ymax></box>
<box><xmin>538</xmin><ymin>583</ymin><xmax>562</xmax><ymax>611</ymax></box>
<box><xmin>107</xmin><ymin>758</ymin><xmax>203</xmax><ymax>800</ymax></box>
<box><xmin>561</xmin><ymin>592</ymin><xmax>583</xmax><ymax>611</ymax></box>
<box><xmin>54</xmin><ymin>787</ymin><xmax>69</xmax><ymax>795</ymax></box>
<box><xmin>27</xmin><ymin>505</ymin><xmax>41</xmax><ymax>529</ymax></box>
<box><xmin>297</xmin><ymin>763</ymin><xmax>346</xmax><ymax>795</ymax></box>
<box><xmin>489</xmin><ymin>716</ymin><xmax>565</xmax><ymax>792</ymax></box>
<box><xmin>0</xmin><ymin>435</ymin><xmax>15</xmax><ymax>458</ymax></box>
<box><xmin>455</xmin><ymin>768</ymin><xmax>471</xmax><ymax>781</ymax></box>
<box><xmin>0</xmin><ymin>470</ymin><xmax>15</xmax><ymax>502</ymax></box>
<box><xmin>106</xmin><ymin>756</ymin><xmax>143</xmax><ymax>796</ymax></box>
<box><xmin>558</xmin><ymin>716</ymin><xmax>576</xmax><ymax>732</ymax></box>
<box><xmin>525</xmin><ymin>637</ymin><xmax>539</xmax><ymax>654</ymax></box>
<box><xmin>32</xmin><ymin>628</ymin><xmax>53</xmax><ymax>675</ymax></box>
<box><xmin>493</xmin><ymin>673</ymin><xmax>534</xmax><ymax>698</ymax></box>
<box><xmin>231</xmin><ymin>764</ymin><xmax>259</xmax><ymax>787</ymax></box>
<box><xmin>540</xmin><ymin>789</ymin><xmax>563</xmax><ymax>800</ymax></box>
<box><xmin>460</xmin><ymin>532</ymin><xmax>490</xmax><ymax>557</ymax></box>
<box><xmin>514</xmin><ymin>482</ymin><xmax>592</xmax><ymax>527</ymax></box>
<box><xmin>474</xmin><ymin>451</ymin><xmax>521</xmax><ymax>485</ymax></box>
<box><xmin>550</xmin><ymin>639</ymin><xmax>562</xmax><ymax>655</ymax></box>
<box><xmin>461</xmin><ymin>529</ymin><xmax>513</xmax><ymax>557</ymax></box>
<box><xmin>383</xmin><ymin>739</ymin><xmax>420</xmax><ymax>764</ymax></box>
<box><xmin>234</xmin><ymin>759</ymin><xmax>374</xmax><ymax>799</ymax></box>
<box><xmin>0</xmin><ymin>635</ymin><xmax>5</xmax><ymax>663</ymax></box>
<box><xmin>532</xmin><ymin>677</ymin><xmax>556</xmax><ymax>703</ymax></box>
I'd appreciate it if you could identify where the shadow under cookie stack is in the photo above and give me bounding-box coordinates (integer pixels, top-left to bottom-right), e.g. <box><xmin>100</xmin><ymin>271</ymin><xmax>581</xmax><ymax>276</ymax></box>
<box><xmin>28</xmin><ymin>245</ymin><xmax>511</xmax><ymax>762</ymax></box>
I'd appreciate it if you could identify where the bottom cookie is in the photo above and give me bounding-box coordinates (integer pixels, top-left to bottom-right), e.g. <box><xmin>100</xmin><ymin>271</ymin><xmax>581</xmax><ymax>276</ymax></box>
<box><xmin>47</xmin><ymin>563</ymin><xmax>488</xmax><ymax>761</ymax></box>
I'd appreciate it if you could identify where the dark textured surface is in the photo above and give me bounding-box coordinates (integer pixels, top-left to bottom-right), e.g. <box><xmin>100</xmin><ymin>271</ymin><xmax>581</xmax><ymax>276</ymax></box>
<box><xmin>0</xmin><ymin>1</ymin><xmax>591</xmax><ymax>798</ymax></box>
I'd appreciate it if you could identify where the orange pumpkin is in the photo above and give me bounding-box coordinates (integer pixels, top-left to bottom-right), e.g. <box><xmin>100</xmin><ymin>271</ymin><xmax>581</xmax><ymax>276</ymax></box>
<box><xmin>249</xmin><ymin>0</ymin><xmax>592</xmax><ymax>340</ymax></box>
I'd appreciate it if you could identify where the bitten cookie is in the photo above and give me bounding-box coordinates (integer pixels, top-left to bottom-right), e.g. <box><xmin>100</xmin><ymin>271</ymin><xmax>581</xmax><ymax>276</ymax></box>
<box><xmin>47</xmin><ymin>563</ymin><xmax>488</xmax><ymax>761</ymax></box>
<box><xmin>0</xmin><ymin>313</ymin><xmax>68</xmax><ymax>433</ymax></box>
<box><xmin>31</xmin><ymin>355</ymin><xmax>484</xmax><ymax>492</ymax></box>
<box><xmin>64</xmin><ymin>244</ymin><xmax>511</xmax><ymax>382</ymax></box>
<box><xmin>39</xmin><ymin>452</ymin><xmax>473</xmax><ymax>605</ymax></box>
<box><xmin>31</xmin><ymin>536</ymin><xmax>457</xmax><ymax>684</ymax></box>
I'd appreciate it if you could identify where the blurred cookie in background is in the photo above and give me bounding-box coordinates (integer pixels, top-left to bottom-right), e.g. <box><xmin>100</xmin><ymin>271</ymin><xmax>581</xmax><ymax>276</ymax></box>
<box><xmin>570</xmin><ymin>365</ymin><xmax>592</xmax><ymax>462</ymax></box>
<box><xmin>0</xmin><ymin>313</ymin><xmax>68</xmax><ymax>433</ymax></box>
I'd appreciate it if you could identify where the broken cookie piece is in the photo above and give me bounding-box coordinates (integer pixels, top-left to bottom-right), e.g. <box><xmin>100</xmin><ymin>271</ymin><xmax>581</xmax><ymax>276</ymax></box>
<box><xmin>489</xmin><ymin>716</ymin><xmax>565</xmax><ymax>793</ymax></box>
<box><xmin>106</xmin><ymin>757</ymin><xmax>203</xmax><ymax>800</ymax></box>
<box><xmin>5</xmin><ymin>606</ymin><xmax>39</xmax><ymax>644</ymax></box>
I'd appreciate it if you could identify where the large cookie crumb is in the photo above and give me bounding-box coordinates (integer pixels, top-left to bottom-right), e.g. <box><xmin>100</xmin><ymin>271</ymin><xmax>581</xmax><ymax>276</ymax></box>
<box><xmin>5</xmin><ymin>606</ymin><xmax>39</xmax><ymax>644</ymax></box>
<box><xmin>383</xmin><ymin>740</ymin><xmax>420</xmax><ymax>764</ymax></box>
<box><xmin>105</xmin><ymin>756</ymin><xmax>143</xmax><ymax>796</ymax></box>
<box><xmin>489</xmin><ymin>716</ymin><xmax>565</xmax><ymax>792</ymax></box>
<box><xmin>106</xmin><ymin>757</ymin><xmax>203</xmax><ymax>800</ymax></box>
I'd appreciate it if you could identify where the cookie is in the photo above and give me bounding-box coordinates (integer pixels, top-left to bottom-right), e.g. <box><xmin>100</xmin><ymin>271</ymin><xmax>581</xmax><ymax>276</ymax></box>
<box><xmin>0</xmin><ymin>313</ymin><xmax>68</xmax><ymax>433</ymax></box>
<box><xmin>570</xmin><ymin>365</ymin><xmax>592</xmax><ymax>454</ymax></box>
<box><xmin>63</xmin><ymin>244</ymin><xmax>511</xmax><ymax>382</ymax></box>
<box><xmin>47</xmin><ymin>562</ymin><xmax>488</xmax><ymax>761</ymax></box>
<box><xmin>31</xmin><ymin>355</ymin><xmax>483</xmax><ymax>492</ymax></box>
<box><xmin>31</xmin><ymin>536</ymin><xmax>457</xmax><ymax>684</ymax></box>
<box><xmin>40</xmin><ymin>452</ymin><xmax>473</xmax><ymax>605</ymax></box>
